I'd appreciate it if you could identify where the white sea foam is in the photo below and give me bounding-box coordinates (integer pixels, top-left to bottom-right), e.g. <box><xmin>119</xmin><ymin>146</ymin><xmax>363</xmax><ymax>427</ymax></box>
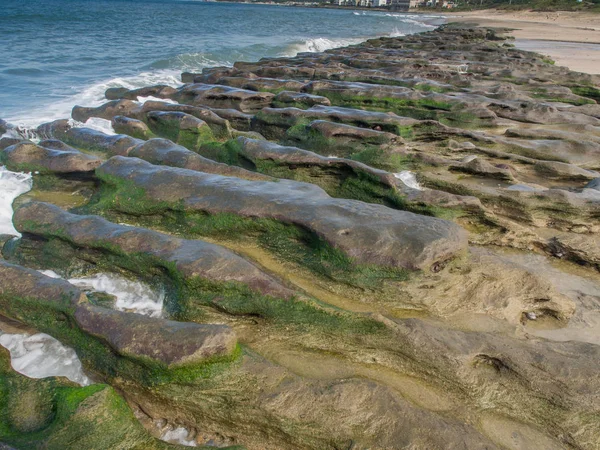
<box><xmin>283</xmin><ymin>37</ymin><xmax>365</xmax><ymax>56</ymax></box>
<box><xmin>136</xmin><ymin>96</ymin><xmax>179</xmax><ymax>105</ymax></box>
<box><xmin>69</xmin><ymin>117</ymin><xmax>117</xmax><ymax>135</ymax></box>
<box><xmin>0</xmin><ymin>332</ymin><xmax>91</xmax><ymax>386</ymax></box>
<box><xmin>0</xmin><ymin>167</ymin><xmax>33</xmax><ymax>237</ymax></box>
<box><xmin>161</xmin><ymin>427</ymin><xmax>197</xmax><ymax>447</ymax></box>
<box><xmin>4</xmin><ymin>69</ymin><xmax>184</xmax><ymax>130</ymax></box>
<box><xmin>67</xmin><ymin>273</ymin><xmax>164</xmax><ymax>318</ymax></box>
<box><xmin>394</xmin><ymin>170</ymin><xmax>422</xmax><ymax>190</ymax></box>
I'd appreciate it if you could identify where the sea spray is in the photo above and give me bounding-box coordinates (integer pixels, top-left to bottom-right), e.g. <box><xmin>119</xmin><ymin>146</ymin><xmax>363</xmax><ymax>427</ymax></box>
<box><xmin>0</xmin><ymin>332</ymin><xmax>91</xmax><ymax>386</ymax></box>
<box><xmin>41</xmin><ymin>270</ymin><xmax>164</xmax><ymax>318</ymax></box>
<box><xmin>0</xmin><ymin>167</ymin><xmax>33</xmax><ymax>237</ymax></box>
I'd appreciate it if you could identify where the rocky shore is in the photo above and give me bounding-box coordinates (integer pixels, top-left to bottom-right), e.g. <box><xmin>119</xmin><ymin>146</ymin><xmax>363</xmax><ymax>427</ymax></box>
<box><xmin>1</xmin><ymin>24</ymin><xmax>600</xmax><ymax>449</ymax></box>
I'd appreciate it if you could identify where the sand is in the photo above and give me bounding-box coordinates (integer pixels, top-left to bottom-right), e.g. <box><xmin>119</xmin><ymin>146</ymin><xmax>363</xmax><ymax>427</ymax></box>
<box><xmin>441</xmin><ymin>10</ymin><xmax>600</xmax><ymax>74</ymax></box>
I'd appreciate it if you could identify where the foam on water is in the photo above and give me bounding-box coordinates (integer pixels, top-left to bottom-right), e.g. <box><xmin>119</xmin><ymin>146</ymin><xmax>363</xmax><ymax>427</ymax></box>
<box><xmin>0</xmin><ymin>332</ymin><xmax>91</xmax><ymax>386</ymax></box>
<box><xmin>4</xmin><ymin>69</ymin><xmax>184</xmax><ymax>130</ymax></box>
<box><xmin>283</xmin><ymin>37</ymin><xmax>365</xmax><ymax>56</ymax></box>
<box><xmin>44</xmin><ymin>272</ymin><xmax>165</xmax><ymax>318</ymax></box>
<box><xmin>0</xmin><ymin>167</ymin><xmax>33</xmax><ymax>237</ymax></box>
<box><xmin>161</xmin><ymin>427</ymin><xmax>198</xmax><ymax>447</ymax></box>
<box><xmin>394</xmin><ymin>171</ymin><xmax>422</xmax><ymax>190</ymax></box>
<box><xmin>136</xmin><ymin>96</ymin><xmax>179</xmax><ymax>105</ymax></box>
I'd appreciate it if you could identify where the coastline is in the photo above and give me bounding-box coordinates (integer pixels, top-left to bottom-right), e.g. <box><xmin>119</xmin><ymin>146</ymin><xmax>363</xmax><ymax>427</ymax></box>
<box><xmin>440</xmin><ymin>9</ymin><xmax>600</xmax><ymax>74</ymax></box>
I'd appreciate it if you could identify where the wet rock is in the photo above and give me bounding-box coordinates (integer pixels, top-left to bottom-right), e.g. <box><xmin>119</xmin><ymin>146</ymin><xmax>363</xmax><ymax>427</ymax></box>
<box><xmin>0</xmin><ymin>137</ymin><xmax>24</xmax><ymax>151</ymax></box>
<box><xmin>72</xmin><ymin>99</ymin><xmax>140</xmax><ymax>123</ymax></box>
<box><xmin>138</xmin><ymin>101</ymin><xmax>233</xmax><ymax>138</ymax></box>
<box><xmin>111</xmin><ymin>115</ymin><xmax>154</xmax><ymax>140</ymax></box>
<box><xmin>0</xmin><ymin>141</ymin><xmax>103</xmax><ymax>174</ymax></box>
<box><xmin>75</xmin><ymin>304</ymin><xmax>236</xmax><ymax>367</ymax></box>
<box><xmin>14</xmin><ymin>202</ymin><xmax>292</xmax><ymax>299</ymax></box>
<box><xmin>104</xmin><ymin>84</ymin><xmax>177</xmax><ymax>101</ymax></box>
<box><xmin>62</xmin><ymin>127</ymin><xmax>142</xmax><ymax>156</ymax></box>
<box><xmin>0</xmin><ymin>259</ymin><xmax>85</xmax><ymax>310</ymax></box>
<box><xmin>95</xmin><ymin>156</ymin><xmax>468</xmax><ymax>270</ymax></box>
<box><xmin>209</xmin><ymin>76</ymin><xmax>306</xmax><ymax>93</ymax></box>
<box><xmin>145</xmin><ymin>111</ymin><xmax>214</xmax><ymax>149</ymax></box>
<box><xmin>0</xmin><ymin>119</ymin><xmax>7</xmax><ymax>135</ymax></box>
<box><xmin>534</xmin><ymin>160</ymin><xmax>600</xmax><ymax>181</ymax></box>
<box><xmin>272</xmin><ymin>91</ymin><xmax>331</xmax><ymax>108</ymax></box>
<box><xmin>451</xmin><ymin>156</ymin><xmax>514</xmax><ymax>181</ymax></box>
<box><xmin>35</xmin><ymin>119</ymin><xmax>72</xmax><ymax>140</ymax></box>
<box><xmin>252</xmin><ymin>105</ymin><xmax>419</xmax><ymax>139</ymax></box>
<box><xmin>172</xmin><ymin>83</ymin><xmax>274</xmax><ymax>112</ymax></box>
<box><xmin>129</xmin><ymin>138</ymin><xmax>272</xmax><ymax>181</ymax></box>
<box><xmin>0</xmin><ymin>260</ymin><xmax>238</xmax><ymax>369</ymax></box>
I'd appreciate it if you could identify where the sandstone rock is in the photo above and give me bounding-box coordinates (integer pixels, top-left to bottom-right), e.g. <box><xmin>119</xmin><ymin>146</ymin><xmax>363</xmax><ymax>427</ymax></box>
<box><xmin>252</xmin><ymin>105</ymin><xmax>420</xmax><ymax>139</ymax></box>
<box><xmin>0</xmin><ymin>259</ymin><xmax>85</xmax><ymax>310</ymax></box>
<box><xmin>145</xmin><ymin>111</ymin><xmax>214</xmax><ymax>149</ymax></box>
<box><xmin>95</xmin><ymin>156</ymin><xmax>468</xmax><ymax>270</ymax></box>
<box><xmin>111</xmin><ymin>115</ymin><xmax>153</xmax><ymax>140</ymax></box>
<box><xmin>172</xmin><ymin>83</ymin><xmax>274</xmax><ymax>112</ymax></box>
<box><xmin>14</xmin><ymin>202</ymin><xmax>292</xmax><ymax>299</ymax></box>
<box><xmin>0</xmin><ymin>138</ymin><xmax>24</xmax><ymax>151</ymax></box>
<box><xmin>62</xmin><ymin>127</ymin><xmax>142</xmax><ymax>156</ymax></box>
<box><xmin>72</xmin><ymin>99</ymin><xmax>140</xmax><ymax>123</ymax></box>
<box><xmin>104</xmin><ymin>84</ymin><xmax>177</xmax><ymax>101</ymax></box>
<box><xmin>75</xmin><ymin>304</ymin><xmax>236</xmax><ymax>368</ymax></box>
<box><xmin>272</xmin><ymin>91</ymin><xmax>331</xmax><ymax>108</ymax></box>
<box><xmin>534</xmin><ymin>160</ymin><xmax>600</xmax><ymax>181</ymax></box>
<box><xmin>0</xmin><ymin>260</ymin><xmax>238</xmax><ymax>368</ymax></box>
<box><xmin>129</xmin><ymin>138</ymin><xmax>272</xmax><ymax>181</ymax></box>
<box><xmin>451</xmin><ymin>156</ymin><xmax>513</xmax><ymax>180</ymax></box>
<box><xmin>0</xmin><ymin>141</ymin><xmax>102</xmax><ymax>174</ymax></box>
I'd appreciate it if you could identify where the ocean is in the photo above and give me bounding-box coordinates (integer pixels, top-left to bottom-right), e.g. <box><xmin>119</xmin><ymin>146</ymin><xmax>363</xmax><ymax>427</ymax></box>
<box><xmin>0</xmin><ymin>0</ymin><xmax>444</xmax><ymax>129</ymax></box>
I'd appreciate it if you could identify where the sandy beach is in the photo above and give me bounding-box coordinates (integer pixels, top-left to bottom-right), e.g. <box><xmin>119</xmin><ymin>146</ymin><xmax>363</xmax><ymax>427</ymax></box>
<box><xmin>442</xmin><ymin>10</ymin><xmax>600</xmax><ymax>74</ymax></box>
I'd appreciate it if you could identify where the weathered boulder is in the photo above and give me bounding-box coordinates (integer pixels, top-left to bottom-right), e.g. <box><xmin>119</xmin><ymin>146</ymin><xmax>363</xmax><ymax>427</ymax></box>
<box><xmin>450</xmin><ymin>156</ymin><xmax>514</xmax><ymax>181</ymax></box>
<box><xmin>111</xmin><ymin>115</ymin><xmax>154</xmax><ymax>140</ymax></box>
<box><xmin>0</xmin><ymin>259</ymin><xmax>85</xmax><ymax>310</ymax></box>
<box><xmin>234</xmin><ymin>137</ymin><xmax>481</xmax><ymax>213</ymax></box>
<box><xmin>75</xmin><ymin>304</ymin><xmax>236</xmax><ymax>368</ymax></box>
<box><xmin>209</xmin><ymin>76</ymin><xmax>305</xmax><ymax>93</ymax></box>
<box><xmin>252</xmin><ymin>105</ymin><xmax>420</xmax><ymax>139</ymax></box>
<box><xmin>95</xmin><ymin>156</ymin><xmax>468</xmax><ymax>270</ymax></box>
<box><xmin>145</xmin><ymin>111</ymin><xmax>214</xmax><ymax>149</ymax></box>
<box><xmin>129</xmin><ymin>138</ymin><xmax>272</xmax><ymax>181</ymax></box>
<box><xmin>138</xmin><ymin>101</ymin><xmax>233</xmax><ymax>138</ymax></box>
<box><xmin>62</xmin><ymin>127</ymin><xmax>142</xmax><ymax>156</ymax></box>
<box><xmin>104</xmin><ymin>84</ymin><xmax>177</xmax><ymax>101</ymax></box>
<box><xmin>14</xmin><ymin>202</ymin><xmax>292</xmax><ymax>299</ymax></box>
<box><xmin>272</xmin><ymin>91</ymin><xmax>331</xmax><ymax>108</ymax></box>
<box><xmin>534</xmin><ymin>160</ymin><xmax>600</xmax><ymax>181</ymax></box>
<box><xmin>172</xmin><ymin>83</ymin><xmax>274</xmax><ymax>112</ymax></box>
<box><xmin>0</xmin><ymin>137</ymin><xmax>24</xmax><ymax>151</ymax></box>
<box><xmin>72</xmin><ymin>99</ymin><xmax>140</xmax><ymax>123</ymax></box>
<box><xmin>0</xmin><ymin>260</ymin><xmax>238</xmax><ymax>368</ymax></box>
<box><xmin>0</xmin><ymin>141</ymin><xmax>102</xmax><ymax>174</ymax></box>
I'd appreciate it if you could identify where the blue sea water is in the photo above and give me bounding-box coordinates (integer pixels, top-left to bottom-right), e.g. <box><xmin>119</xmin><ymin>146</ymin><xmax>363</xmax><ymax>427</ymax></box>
<box><xmin>0</xmin><ymin>0</ymin><xmax>443</xmax><ymax>128</ymax></box>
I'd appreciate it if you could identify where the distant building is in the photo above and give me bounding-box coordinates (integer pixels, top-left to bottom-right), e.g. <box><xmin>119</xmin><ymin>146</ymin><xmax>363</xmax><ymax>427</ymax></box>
<box><xmin>389</xmin><ymin>0</ymin><xmax>410</xmax><ymax>10</ymax></box>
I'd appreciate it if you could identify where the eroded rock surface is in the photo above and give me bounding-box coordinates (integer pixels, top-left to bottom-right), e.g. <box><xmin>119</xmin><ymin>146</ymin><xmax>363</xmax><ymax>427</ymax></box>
<box><xmin>3</xmin><ymin>24</ymin><xmax>600</xmax><ymax>450</ymax></box>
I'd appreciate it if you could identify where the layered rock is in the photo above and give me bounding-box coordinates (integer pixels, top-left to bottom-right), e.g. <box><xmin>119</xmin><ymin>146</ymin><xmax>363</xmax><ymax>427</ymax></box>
<box><xmin>94</xmin><ymin>156</ymin><xmax>468</xmax><ymax>270</ymax></box>
<box><xmin>0</xmin><ymin>259</ymin><xmax>237</xmax><ymax>369</ymax></box>
<box><xmin>13</xmin><ymin>201</ymin><xmax>292</xmax><ymax>299</ymax></box>
<box><xmin>0</xmin><ymin>140</ymin><xmax>102</xmax><ymax>174</ymax></box>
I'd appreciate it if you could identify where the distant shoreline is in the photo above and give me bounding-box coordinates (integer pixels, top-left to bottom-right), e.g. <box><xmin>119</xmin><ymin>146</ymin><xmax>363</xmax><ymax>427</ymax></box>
<box><xmin>440</xmin><ymin>9</ymin><xmax>600</xmax><ymax>74</ymax></box>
